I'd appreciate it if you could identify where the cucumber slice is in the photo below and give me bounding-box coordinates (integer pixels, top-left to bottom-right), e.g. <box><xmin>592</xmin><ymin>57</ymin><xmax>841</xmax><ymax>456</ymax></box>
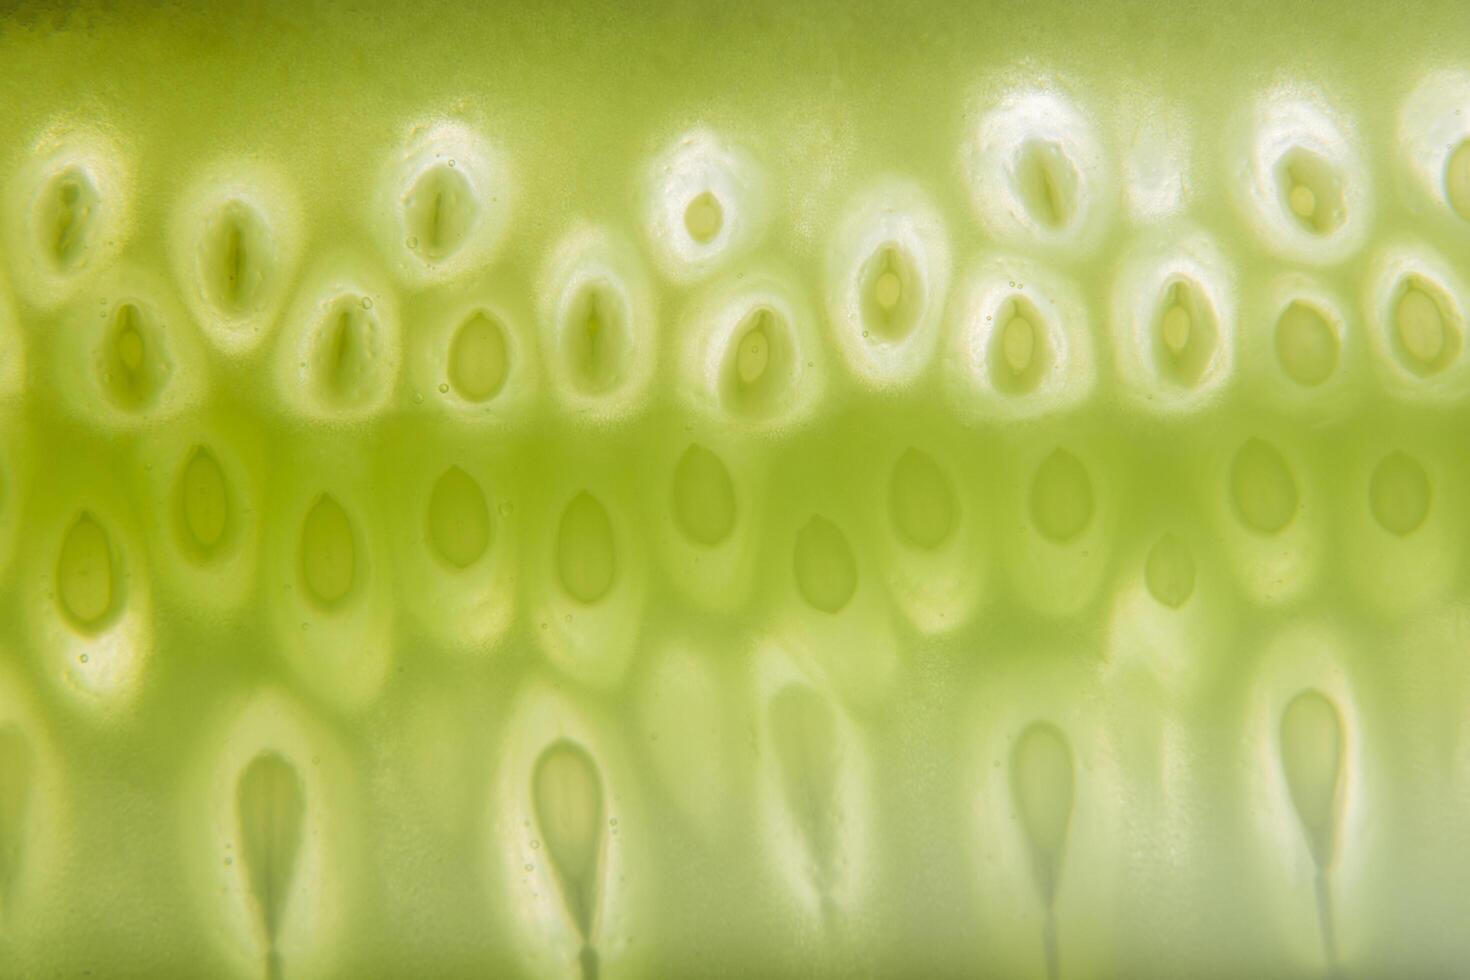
<box><xmin>1</xmin><ymin>1</ymin><xmax>1469</xmax><ymax>977</ymax></box>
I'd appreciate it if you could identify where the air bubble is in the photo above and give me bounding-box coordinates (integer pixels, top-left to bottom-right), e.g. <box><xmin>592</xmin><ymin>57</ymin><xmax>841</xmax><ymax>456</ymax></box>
<box><xmin>556</xmin><ymin>492</ymin><xmax>616</xmax><ymax>604</ymax></box>
<box><xmin>1029</xmin><ymin>450</ymin><xmax>1093</xmax><ymax>544</ymax></box>
<box><xmin>670</xmin><ymin>444</ymin><xmax>736</xmax><ymax>547</ymax></box>
<box><xmin>299</xmin><ymin>494</ymin><xmax>356</xmax><ymax>609</ymax></box>
<box><xmin>427</xmin><ymin>466</ymin><xmax>491</xmax><ymax>569</ymax></box>
<box><xmin>57</xmin><ymin>512</ymin><xmax>116</xmax><ymax>631</ymax></box>
<box><xmin>1368</xmin><ymin>451</ymin><xmax>1430</xmax><ymax>536</ymax></box>
<box><xmin>1230</xmin><ymin>439</ymin><xmax>1298</xmax><ymax>534</ymax></box>
<box><xmin>793</xmin><ymin>515</ymin><xmax>857</xmax><ymax>614</ymax></box>
<box><xmin>887</xmin><ymin>448</ymin><xmax>956</xmax><ymax>550</ymax></box>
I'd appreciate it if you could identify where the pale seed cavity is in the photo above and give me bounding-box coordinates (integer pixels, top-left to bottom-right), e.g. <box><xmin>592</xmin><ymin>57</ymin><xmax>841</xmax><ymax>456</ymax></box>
<box><xmin>1368</xmin><ymin>451</ymin><xmax>1430</xmax><ymax>536</ymax></box>
<box><xmin>722</xmin><ymin>306</ymin><xmax>793</xmax><ymax>419</ymax></box>
<box><xmin>57</xmin><ymin>512</ymin><xmax>117</xmax><ymax>632</ymax></box>
<box><xmin>564</xmin><ymin>284</ymin><xmax>630</xmax><ymax>396</ymax></box>
<box><xmin>310</xmin><ymin>299</ymin><xmax>381</xmax><ymax>409</ymax></box>
<box><xmin>770</xmin><ymin>685</ymin><xmax>842</xmax><ymax>898</ymax></box>
<box><xmin>1277</xmin><ymin>148</ymin><xmax>1346</xmax><ymax>235</ymax></box>
<box><xmin>860</xmin><ymin>243</ymin><xmax>920</xmax><ymax>341</ymax></box>
<box><xmin>236</xmin><ymin>751</ymin><xmax>305</xmax><ymax>980</ymax></box>
<box><xmin>427</xmin><ymin>465</ymin><xmax>491</xmax><ymax>570</ymax></box>
<box><xmin>102</xmin><ymin>302</ymin><xmax>168</xmax><ymax>412</ymax></box>
<box><xmin>1153</xmin><ymin>279</ymin><xmax>1218</xmax><ymax>386</ymax></box>
<box><xmin>1230</xmin><ymin>438</ymin><xmax>1298</xmax><ymax>535</ymax></box>
<box><xmin>38</xmin><ymin>166</ymin><xmax>99</xmax><ymax>272</ymax></box>
<box><xmin>556</xmin><ymin>492</ymin><xmax>616</xmax><ymax>604</ymax></box>
<box><xmin>1446</xmin><ymin>140</ymin><xmax>1470</xmax><ymax>221</ymax></box>
<box><xmin>737</xmin><ymin>324</ymin><xmax>769</xmax><ymax>385</ymax></box>
<box><xmin>532</xmin><ymin>739</ymin><xmax>605</xmax><ymax>979</ymax></box>
<box><xmin>404</xmin><ymin>162</ymin><xmax>478</xmax><ymax>263</ymax></box>
<box><xmin>176</xmin><ymin>446</ymin><xmax>232</xmax><ymax>561</ymax></box>
<box><xmin>683</xmin><ymin>190</ymin><xmax>724</xmax><ymax>244</ymax></box>
<box><xmin>670</xmin><ymin>444</ymin><xmax>736</xmax><ymax>547</ymax></box>
<box><xmin>1014</xmin><ymin>139</ymin><xmax>1079</xmax><ymax>230</ymax></box>
<box><xmin>1011</xmin><ymin>721</ymin><xmax>1075</xmax><ymax>906</ymax></box>
<box><xmin>201</xmin><ymin>200</ymin><xmax>270</xmax><ymax>316</ymax></box>
<box><xmin>1029</xmin><ymin>449</ymin><xmax>1093</xmax><ymax>544</ymax></box>
<box><xmin>0</xmin><ymin>726</ymin><xmax>33</xmax><ymax>912</ymax></box>
<box><xmin>1280</xmin><ymin>690</ymin><xmax>1344</xmax><ymax>871</ymax></box>
<box><xmin>793</xmin><ymin>515</ymin><xmax>858</xmax><ymax>614</ymax></box>
<box><xmin>1144</xmin><ymin>532</ymin><xmax>1196</xmax><ymax>609</ymax></box>
<box><xmin>887</xmin><ymin>448</ymin><xmax>957</xmax><ymax>550</ymax></box>
<box><xmin>447</xmin><ymin>311</ymin><xmax>509</xmax><ymax>403</ymax></box>
<box><xmin>1392</xmin><ymin>277</ymin><xmax>1459</xmax><ymax>376</ymax></box>
<box><xmin>299</xmin><ymin>494</ymin><xmax>356</xmax><ymax>609</ymax></box>
<box><xmin>1274</xmin><ymin>301</ymin><xmax>1339</xmax><ymax>387</ymax></box>
<box><xmin>989</xmin><ymin>296</ymin><xmax>1052</xmax><ymax>395</ymax></box>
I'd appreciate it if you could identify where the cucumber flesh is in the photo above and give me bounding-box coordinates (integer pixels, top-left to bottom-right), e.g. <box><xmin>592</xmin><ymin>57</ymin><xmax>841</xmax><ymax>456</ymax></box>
<box><xmin>0</xmin><ymin>2</ymin><xmax>1469</xmax><ymax>978</ymax></box>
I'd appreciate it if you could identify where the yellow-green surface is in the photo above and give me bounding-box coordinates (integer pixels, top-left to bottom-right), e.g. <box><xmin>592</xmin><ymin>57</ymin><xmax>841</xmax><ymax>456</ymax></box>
<box><xmin>2</xmin><ymin>1</ymin><xmax>1470</xmax><ymax>977</ymax></box>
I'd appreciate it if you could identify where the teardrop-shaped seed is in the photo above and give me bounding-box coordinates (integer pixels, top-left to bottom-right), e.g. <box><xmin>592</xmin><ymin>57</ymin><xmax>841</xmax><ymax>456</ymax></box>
<box><xmin>236</xmin><ymin>752</ymin><xmax>306</xmax><ymax>947</ymax></box>
<box><xmin>533</xmin><ymin>740</ymin><xmax>604</xmax><ymax>941</ymax></box>
<box><xmin>1280</xmin><ymin>690</ymin><xmax>1344</xmax><ymax>870</ymax></box>
<box><xmin>1010</xmin><ymin>721</ymin><xmax>1075</xmax><ymax>906</ymax></box>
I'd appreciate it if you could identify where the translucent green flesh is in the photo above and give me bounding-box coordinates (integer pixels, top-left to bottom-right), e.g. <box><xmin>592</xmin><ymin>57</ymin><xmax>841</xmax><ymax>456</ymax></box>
<box><xmin>0</xmin><ymin>2</ymin><xmax>1469</xmax><ymax>979</ymax></box>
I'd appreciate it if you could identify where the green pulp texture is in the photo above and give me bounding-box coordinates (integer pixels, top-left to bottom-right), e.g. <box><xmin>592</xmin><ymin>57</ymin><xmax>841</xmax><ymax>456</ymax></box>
<box><xmin>1</xmin><ymin>1</ymin><xmax>1470</xmax><ymax>977</ymax></box>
